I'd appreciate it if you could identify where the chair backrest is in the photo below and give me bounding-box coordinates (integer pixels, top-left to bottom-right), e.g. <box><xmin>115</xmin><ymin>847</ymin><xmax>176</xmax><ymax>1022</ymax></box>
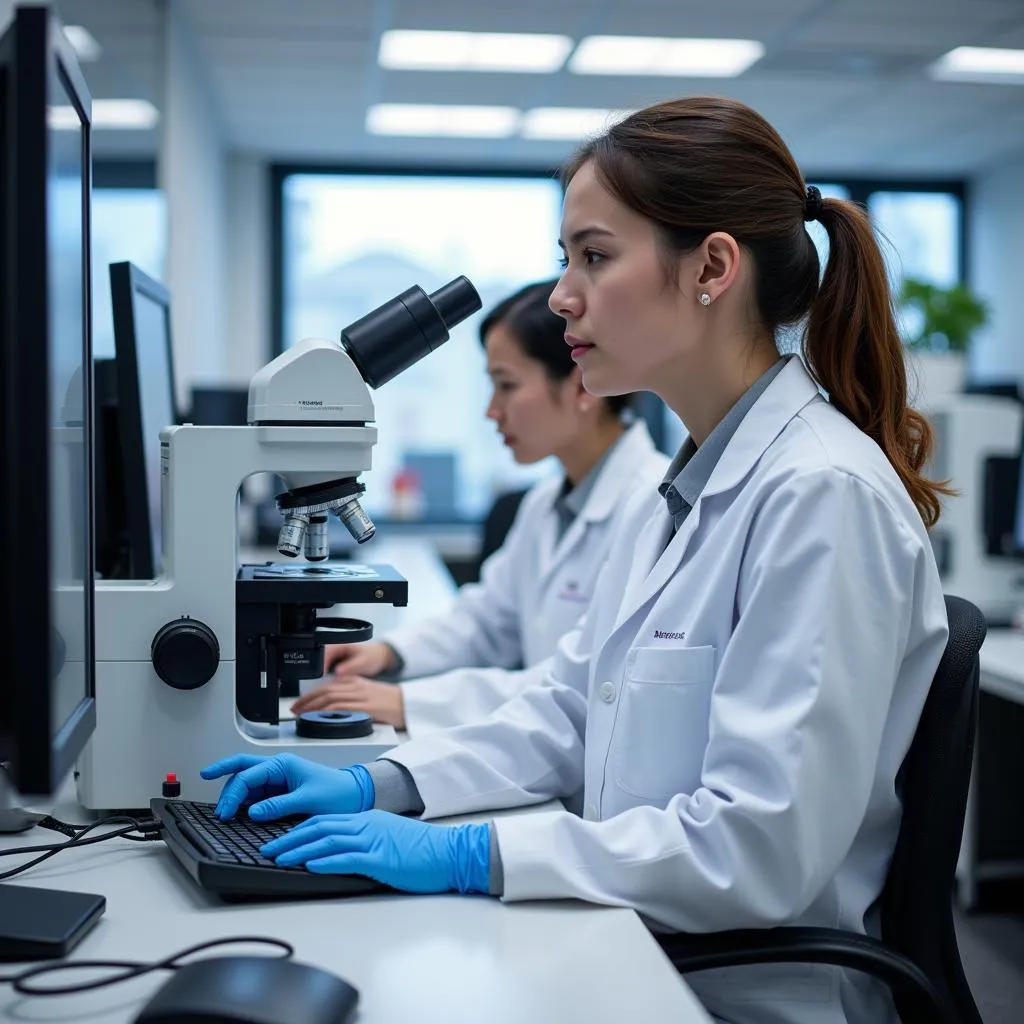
<box><xmin>881</xmin><ymin>594</ymin><xmax>986</xmax><ymax>1023</ymax></box>
<box><xmin>477</xmin><ymin>488</ymin><xmax>529</xmax><ymax>574</ymax></box>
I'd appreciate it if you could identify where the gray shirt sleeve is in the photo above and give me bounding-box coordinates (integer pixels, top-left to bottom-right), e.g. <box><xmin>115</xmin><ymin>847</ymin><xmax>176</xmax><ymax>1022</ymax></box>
<box><xmin>365</xmin><ymin>760</ymin><xmax>505</xmax><ymax>895</ymax></box>
<box><xmin>365</xmin><ymin>759</ymin><xmax>425</xmax><ymax>815</ymax></box>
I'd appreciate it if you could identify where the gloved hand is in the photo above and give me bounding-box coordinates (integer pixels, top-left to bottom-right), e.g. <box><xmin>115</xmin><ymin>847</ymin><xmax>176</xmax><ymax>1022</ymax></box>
<box><xmin>260</xmin><ymin>810</ymin><xmax>491</xmax><ymax>895</ymax></box>
<box><xmin>200</xmin><ymin>753</ymin><xmax>375</xmax><ymax>822</ymax></box>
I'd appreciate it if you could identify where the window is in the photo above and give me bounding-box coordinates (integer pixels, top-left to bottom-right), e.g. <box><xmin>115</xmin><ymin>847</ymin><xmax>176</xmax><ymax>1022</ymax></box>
<box><xmin>868</xmin><ymin>191</ymin><xmax>961</xmax><ymax>291</ymax></box>
<box><xmin>92</xmin><ymin>167</ymin><xmax>166</xmax><ymax>358</ymax></box>
<box><xmin>277</xmin><ymin>171</ymin><xmax>564</xmax><ymax>522</ymax></box>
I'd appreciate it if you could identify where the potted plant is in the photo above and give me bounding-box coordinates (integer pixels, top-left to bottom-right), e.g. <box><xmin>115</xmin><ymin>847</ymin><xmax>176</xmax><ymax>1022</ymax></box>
<box><xmin>899</xmin><ymin>277</ymin><xmax>989</xmax><ymax>410</ymax></box>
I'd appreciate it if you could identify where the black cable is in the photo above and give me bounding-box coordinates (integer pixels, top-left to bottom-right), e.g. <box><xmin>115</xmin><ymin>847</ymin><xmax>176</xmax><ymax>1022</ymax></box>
<box><xmin>0</xmin><ymin>936</ymin><xmax>295</xmax><ymax>995</ymax></box>
<box><xmin>0</xmin><ymin>816</ymin><xmax>163</xmax><ymax>881</ymax></box>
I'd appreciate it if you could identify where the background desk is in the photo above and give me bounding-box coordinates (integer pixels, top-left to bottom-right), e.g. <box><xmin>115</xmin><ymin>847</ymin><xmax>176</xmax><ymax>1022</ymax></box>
<box><xmin>0</xmin><ymin>791</ymin><xmax>711</xmax><ymax>1024</ymax></box>
<box><xmin>958</xmin><ymin>628</ymin><xmax>1024</xmax><ymax>907</ymax></box>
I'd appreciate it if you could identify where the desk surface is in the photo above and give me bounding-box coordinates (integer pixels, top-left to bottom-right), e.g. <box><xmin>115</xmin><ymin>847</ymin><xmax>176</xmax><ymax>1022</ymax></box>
<box><xmin>0</xmin><ymin>794</ymin><xmax>711</xmax><ymax>1024</ymax></box>
<box><xmin>980</xmin><ymin>628</ymin><xmax>1024</xmax><ymax>704</ymax></box>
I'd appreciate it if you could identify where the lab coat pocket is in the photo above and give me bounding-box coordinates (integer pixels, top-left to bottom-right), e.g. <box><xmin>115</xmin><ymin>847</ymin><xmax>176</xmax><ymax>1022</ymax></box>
<box><xmin>612</xmin><ymin>645</ymin><xmax>715</xmax><ymax>803</ymax></box>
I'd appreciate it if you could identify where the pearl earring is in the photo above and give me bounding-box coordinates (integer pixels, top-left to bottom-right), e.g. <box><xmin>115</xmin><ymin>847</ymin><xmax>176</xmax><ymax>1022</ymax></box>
<box><xmin>699</xmin><ymin>292</ymin><xmax>712</xmax><ymax>307</ymax></box>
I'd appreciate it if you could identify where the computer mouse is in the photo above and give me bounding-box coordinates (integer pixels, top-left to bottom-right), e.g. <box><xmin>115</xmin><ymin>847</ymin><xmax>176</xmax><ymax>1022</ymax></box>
<box><xmin>132</xmin><ymin>955</ymin><xmax>359</xmax><ymax>1024</ymax></box>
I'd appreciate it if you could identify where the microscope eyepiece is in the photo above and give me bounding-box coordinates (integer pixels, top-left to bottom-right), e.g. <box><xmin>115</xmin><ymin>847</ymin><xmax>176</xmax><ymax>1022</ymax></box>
<box><xmin>340</xmin><ymin>275</ymin><xmax>482</xmax><ymax>389</ymax></box>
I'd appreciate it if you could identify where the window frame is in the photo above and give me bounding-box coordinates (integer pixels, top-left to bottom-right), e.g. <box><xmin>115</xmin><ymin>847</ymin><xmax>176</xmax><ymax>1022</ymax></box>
<box><xmin>808</xmin><ymin>175</ymin><xmax>968</xmax><ymax>283</ymax></box>
<box><xmin>269</xmin><ymin>162</ymin><xmax>563</xmax><ymax>358</ymax></box>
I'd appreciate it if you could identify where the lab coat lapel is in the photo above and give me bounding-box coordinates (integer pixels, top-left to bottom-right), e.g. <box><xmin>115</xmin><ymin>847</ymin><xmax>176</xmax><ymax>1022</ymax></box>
<box><xmin>611</xmin><ymin>357</ymin><xmax>822</xmax><ymax>633</ymax></box>
<box><xmin>538</xmin><ymin>421</ymin><xmax>655</xmax><ymax>587</ymax></box>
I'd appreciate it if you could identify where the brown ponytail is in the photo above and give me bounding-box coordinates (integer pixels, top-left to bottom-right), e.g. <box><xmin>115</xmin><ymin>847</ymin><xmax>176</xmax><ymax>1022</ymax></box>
<box><xmin>806</xmin><ymin>198</ymin><xmax>952</xmax><ymax>527</ymax></box>
<box><xmin>565</xmin><ymin>96</ymin><xmax>951</xmax><ymax>527</ymax></box>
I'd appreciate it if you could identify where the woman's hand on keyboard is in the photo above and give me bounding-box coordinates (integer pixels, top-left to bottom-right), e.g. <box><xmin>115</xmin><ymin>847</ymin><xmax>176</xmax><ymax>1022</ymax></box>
<box><xmin>200</xmin><ymin>754</ymin><xmax>375</xmax><ymax>821</ymax></box>
<box><xmin>260</xmin><ymin>810</ymin><xmax>491</xmax><ymax>894</ymax></box>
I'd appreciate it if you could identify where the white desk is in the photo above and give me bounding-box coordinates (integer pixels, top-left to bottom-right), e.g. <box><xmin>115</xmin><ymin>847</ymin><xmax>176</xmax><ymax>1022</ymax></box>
<box><xmin>1</xmin><ymin>540</ymin><xmax>711</xmax><ymax>1021</ymax></box>
<box><xmin>977</xmin><ymin>628</ymin><xmax>1024</xmax><ymax>705</ymax></box>
<box><xmin>0</xmin><ymin>791</ymin><xmax>711</xmax><ymax>1024</ymax></box>
<box><xmin>958</xmin><ymin>628</ymin><xmax>1024</xmax><ymax>907</ymax></box>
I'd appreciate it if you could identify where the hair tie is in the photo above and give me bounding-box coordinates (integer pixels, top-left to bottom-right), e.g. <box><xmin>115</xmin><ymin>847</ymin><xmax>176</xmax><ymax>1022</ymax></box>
<box><xmin>803</xmin><ymin>185</ymin><xmax>823</xmax><ymax>223</ymax></box>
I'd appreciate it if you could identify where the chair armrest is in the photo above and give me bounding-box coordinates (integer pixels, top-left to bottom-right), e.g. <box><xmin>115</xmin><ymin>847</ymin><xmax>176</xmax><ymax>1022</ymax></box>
<box><xmin>655</xmin><ymin>927</ymin><xmax>956</xmax><ymax>1024</ymax></box>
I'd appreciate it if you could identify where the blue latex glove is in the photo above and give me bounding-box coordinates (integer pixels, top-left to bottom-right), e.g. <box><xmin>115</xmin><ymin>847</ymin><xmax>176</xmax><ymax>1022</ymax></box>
<box><xmin>260</xmin><ymin>810</ymin><xmax>491</xmax><ymax>895</ymax></box>
<box><xmin>199</xmin><ymin>753</ymin><xmax>374</xmax><ymax>821</ymax></box>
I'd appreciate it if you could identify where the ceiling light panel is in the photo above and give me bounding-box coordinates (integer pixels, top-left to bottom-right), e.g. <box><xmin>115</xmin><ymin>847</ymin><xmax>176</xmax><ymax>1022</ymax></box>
<box><xmin>63</xmin><ymin>25</ymin><xmax>102</xmax><ymax>62</ymax></box>
<box><xmin>49</xmin><ymin>99</ymin><xmax>160</xmax><ymax>130</ymax></box>
<box><xmin>366</xmin><ymin>103</ymin><xmax>521</xmax><ymax>137</ymax></box>
<box><xmin>929</xmin><ymin>46</ymin><xmax>1024</xmax><ymax>84</ymax></box>
<box><xmin>379</xmin><ymin>30</ymin><xmax>573</xmax><ymax>73</ymax></box>
<box><xmin>569</xmin><ymin>36</ymin><xmax>765</xmax><ymax>77</ymax></box>
<box><xmin>520</xmin><ymin>107</ymin><xmax>632</xmax><ymax>140</ymax></box>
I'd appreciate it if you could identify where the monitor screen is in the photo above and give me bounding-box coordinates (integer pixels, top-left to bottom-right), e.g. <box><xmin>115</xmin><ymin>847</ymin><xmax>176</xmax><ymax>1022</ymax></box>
<box><xmin>48</xmin><ymin>63</ymin><xmax>91</xmax><ymax>741</ymax></box>
<box><xmin>0</xmin><ymin>6</ymin><xmax>95</xmax><ymax>796</ymax></box>
<box><xmin>110</xmin><ymin>261</ymin><xmax>176</xmax><ymax>579</ymax></box>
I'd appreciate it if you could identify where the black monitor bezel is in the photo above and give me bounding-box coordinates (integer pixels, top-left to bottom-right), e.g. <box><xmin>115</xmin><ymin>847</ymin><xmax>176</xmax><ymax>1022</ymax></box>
<box><xmin>0</xmin><ymin>6</ymin><xmax>96</xmax><ymax>795</ymax></box>
<box><xmin>109</xmin><ymin>260</ymin><xmax>177</xmax><ymax>580</ymax></box>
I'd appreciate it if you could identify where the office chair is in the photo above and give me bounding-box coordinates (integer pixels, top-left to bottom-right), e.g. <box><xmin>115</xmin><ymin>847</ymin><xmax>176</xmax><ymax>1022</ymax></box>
<box><xmin>657</xmin><ymin>595</ymin><xmax>986</xmax><ymax>1024</ymax></box>
<box><xmin>477</xmin><ymin>488</ymin><xmax>529</xmax><ymax>574</ymax></box>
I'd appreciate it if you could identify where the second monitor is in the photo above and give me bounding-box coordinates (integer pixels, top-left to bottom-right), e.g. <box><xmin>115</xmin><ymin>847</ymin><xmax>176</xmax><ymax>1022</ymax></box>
<box><xmin>95</xmin><ymin>261</ymin><xmax>177</xmax><ymax>580</ymax></box>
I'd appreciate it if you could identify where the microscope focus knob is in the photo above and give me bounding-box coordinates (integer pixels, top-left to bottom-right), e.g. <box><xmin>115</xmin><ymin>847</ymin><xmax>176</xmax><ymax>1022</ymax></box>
<box><xmin>151</xmin><ymin>617</ymin><xmax>220</xmax><ymax>690</ymax></box>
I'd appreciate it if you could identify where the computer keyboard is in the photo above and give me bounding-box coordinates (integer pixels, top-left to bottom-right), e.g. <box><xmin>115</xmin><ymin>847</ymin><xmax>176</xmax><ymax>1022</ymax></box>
<box><xmin>150</xmin><ymin>798</ymin><xmax>385</xmax><ymax>901</ymax></box>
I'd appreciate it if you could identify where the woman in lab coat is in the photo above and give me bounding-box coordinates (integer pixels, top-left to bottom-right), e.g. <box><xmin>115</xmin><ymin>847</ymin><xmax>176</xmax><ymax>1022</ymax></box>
<box><xmin>205</xmin><ymin>97</ymin><xmax>950</xmax><ymax>1024</ymax></box>
<box><xmin>293</xmin><ymin>279</ymin><xmax>668</xmax><ymax>733</ymax></box>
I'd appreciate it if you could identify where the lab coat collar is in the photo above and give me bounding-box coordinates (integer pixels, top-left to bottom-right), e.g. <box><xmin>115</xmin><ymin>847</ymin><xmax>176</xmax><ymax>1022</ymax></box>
<box><xmin>577</xmin><ymin>419</ymin><xmax>658</xmax><ymax>524</ymax></box>
<box><xmin>610</xmin><ymin>355</ymin><xmax>821</xmax><ymax>632</ymax></box>
<box><xmin>536</xmin><ymin>420</ymin><xmax>658</xmax><ymax>582</ymax></box>
<box><xmin>698</xmin><ymin>355</ymin><xmax>821</xmax><ymax>501</ymax></box>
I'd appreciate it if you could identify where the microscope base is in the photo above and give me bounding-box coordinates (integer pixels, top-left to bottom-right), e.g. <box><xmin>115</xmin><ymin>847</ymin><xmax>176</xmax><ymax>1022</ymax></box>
<box><xmin>75</xmin><ymin>660</ymin><xmax>399</xmax><ymax>813</ymax></box>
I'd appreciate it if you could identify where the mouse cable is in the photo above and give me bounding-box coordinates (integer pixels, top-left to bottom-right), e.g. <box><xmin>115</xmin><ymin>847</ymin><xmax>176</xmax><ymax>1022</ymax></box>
<box><xmin>0</xmin><ymin>816</ymin><xmax>163</xmax><ymax>882</ymax></box>
<box><xmin>0</xmin><ymin>936</ymin><xmax>295</xmax><ymax>995</ymax></box>
<box><xmin>36</xmin><ymin>813</ymin><xmax>162</xmax><ymax>842</ymax></box>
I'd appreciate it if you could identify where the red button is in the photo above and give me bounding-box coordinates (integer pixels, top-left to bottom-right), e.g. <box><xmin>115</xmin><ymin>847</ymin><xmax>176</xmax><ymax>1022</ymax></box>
<box><xmin>165</xmin><ymin>772</ymin><xmax>177</xmax><ymax>783</ymax></box>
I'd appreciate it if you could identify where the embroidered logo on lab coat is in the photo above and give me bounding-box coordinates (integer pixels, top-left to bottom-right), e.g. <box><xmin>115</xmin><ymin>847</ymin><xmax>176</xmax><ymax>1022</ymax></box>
<box><xmin>558</xmin><ymin>580</ymin><xmax>590</xmax><ymax>603</ymax></box>
<box><xmin>653</xmin><ymin>630</ymin><xmax>686</xmax><ymax>640</ymax></box>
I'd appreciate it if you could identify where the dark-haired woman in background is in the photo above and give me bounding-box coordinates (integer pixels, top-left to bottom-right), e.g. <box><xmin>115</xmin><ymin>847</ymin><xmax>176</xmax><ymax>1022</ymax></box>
<box><xmin>295</xmin><ymin>279</ymin><xmax>668</xmax><ymax>733</ymax></box>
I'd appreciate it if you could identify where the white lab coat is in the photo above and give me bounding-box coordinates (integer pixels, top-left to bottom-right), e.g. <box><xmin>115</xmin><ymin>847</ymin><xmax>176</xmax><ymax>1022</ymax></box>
<box><xmin>386</xmin><ymin>356</ymin><xmax>949</xmax><ymax>1024</ymax></box>
<box><xmin>384</xmin><ymin>420</ymin><xmax>669</xmax><ymax>733</ymax></box>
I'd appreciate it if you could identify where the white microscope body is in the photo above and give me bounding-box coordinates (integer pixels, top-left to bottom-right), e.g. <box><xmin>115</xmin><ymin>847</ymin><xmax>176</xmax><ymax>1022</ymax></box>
<box><xmin>77</xmin><ymin>279</ymin><xmax>481</xmax><ymax>811</ymax></box>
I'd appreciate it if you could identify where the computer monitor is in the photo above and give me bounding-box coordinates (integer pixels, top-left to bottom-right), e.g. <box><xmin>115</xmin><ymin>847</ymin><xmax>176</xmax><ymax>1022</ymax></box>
<box><xmin>0</xmin><ymin>5</ymin><xmax>96</xmax><ymax>798</ymax></box>
<box><xmin>109</xmin><ymin>260</ymin><xmax>177</xmax><ymax>579</ymax></box>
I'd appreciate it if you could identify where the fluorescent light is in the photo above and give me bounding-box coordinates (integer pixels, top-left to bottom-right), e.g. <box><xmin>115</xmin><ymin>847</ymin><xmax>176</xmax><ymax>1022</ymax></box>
<box><xmin>520</xmin><ymin>107</ymin><xmax>632</xmax><ymax>140</ymax></box>
<box><xmin>379</xmin><ymin>30</ymin><xmax>573</xmax><ymax>73</ymax></box>
<box><xmin>366</xmin><ymin>103</ymin><xmax>520</xmax><ymax>137</ymax></box>
<box><xmin>929</xmin><ymin>46</ymin><xmax>1024</xmax><ymax>84</ymax></box>
<box><xmin>63</xmin><ymin>25</ymin><xmax>102</xmax><ymax>62</ymax></box>
<box><xmin>49</xmin><ymin>99</ymin><xmax>160</xmax><ymax>130</ymax></box>
<box><xmin>569</xmin><ymin>36</ymin><xmax>764</xmax><ymax>77</ymax></box>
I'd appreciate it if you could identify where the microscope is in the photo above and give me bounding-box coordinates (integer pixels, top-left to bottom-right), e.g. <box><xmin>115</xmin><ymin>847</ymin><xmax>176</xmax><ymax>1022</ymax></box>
<box><xmin>77</xmin><ymin>278</ymin><xmax>481</xmax><ymax>812</ymax></box>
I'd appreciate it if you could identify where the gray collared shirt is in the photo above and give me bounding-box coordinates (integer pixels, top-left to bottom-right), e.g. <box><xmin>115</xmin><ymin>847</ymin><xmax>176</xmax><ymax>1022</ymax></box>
<box><xmin>551</xmin><ymin>428</ymin><xmax>623</xmax><ymax>542</ymax></box>
<box><xmin>659</xmin><ymin>358</ymin><xmax>786</xmax><ymax>532</ymax></box>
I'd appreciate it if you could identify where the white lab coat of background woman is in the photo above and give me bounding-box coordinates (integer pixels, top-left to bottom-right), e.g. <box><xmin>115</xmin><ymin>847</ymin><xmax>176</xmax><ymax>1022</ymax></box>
<box><xmin>388</xmin><ymin>418</ymin><xmax>669</xmax><ymax>732</ymax></box>
<box><xmin>386</xmin><ymin>357</ymin><xmax>949</xmax><ymax>1024</ymax></box>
